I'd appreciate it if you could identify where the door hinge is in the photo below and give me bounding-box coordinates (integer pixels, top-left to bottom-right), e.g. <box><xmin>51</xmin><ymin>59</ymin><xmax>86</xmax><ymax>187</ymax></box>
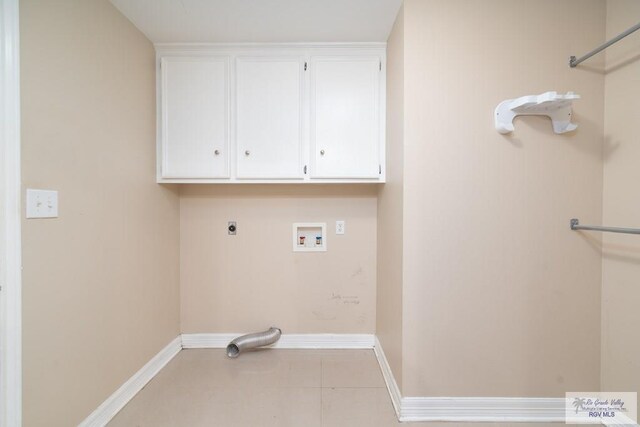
<box><xmin>304</xmin><ymin>62</ymin><xmax>308</xmax><ymax>71</ymax></box>
<box><xmin>304</xmin><ymin>165</ymin><xmax>307</xmax><ymax>174</ymax></box>
<box><xmin>379</xmin><ymin>165</ymin><xmax>382</xmax><ymax>174</ymax></box>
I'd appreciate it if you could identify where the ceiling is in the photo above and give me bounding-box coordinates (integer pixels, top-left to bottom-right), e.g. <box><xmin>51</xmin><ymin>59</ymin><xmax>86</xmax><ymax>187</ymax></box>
<box><xmin>110</xmin><ymin>0</ymin><xmax>402</xmax><ymax>44</ymax></box>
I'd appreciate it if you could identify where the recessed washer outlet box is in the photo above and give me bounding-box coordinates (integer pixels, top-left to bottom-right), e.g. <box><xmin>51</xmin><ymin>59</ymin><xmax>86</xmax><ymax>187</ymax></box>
<box><xmin>293</xmin><ymin>223</ymin><xmax>326</xmax><ymax>252</ymax></box>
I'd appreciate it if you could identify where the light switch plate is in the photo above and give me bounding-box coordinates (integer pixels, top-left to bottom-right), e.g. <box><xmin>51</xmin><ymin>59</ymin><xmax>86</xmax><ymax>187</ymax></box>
<box><xmin>26</xmin><ymin>189</ymin><xmax>58</xmax><ymax>218</ymax></box>
<box><xmin>336</xmin><ymin>220</ymin><xmax>345</xmax><ymax>235</ymax></box>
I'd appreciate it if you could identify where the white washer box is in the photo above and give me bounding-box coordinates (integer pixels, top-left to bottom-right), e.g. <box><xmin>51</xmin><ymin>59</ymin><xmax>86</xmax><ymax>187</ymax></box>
<box><xmin>292</xmin><ymin>223</ymin><xmax>326</xmax><ymax>252</ymax></box>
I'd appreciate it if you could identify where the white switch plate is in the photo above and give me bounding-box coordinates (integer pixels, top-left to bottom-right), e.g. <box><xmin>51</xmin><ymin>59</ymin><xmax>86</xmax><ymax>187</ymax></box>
<box><xmin>336</xmin><ymin>220</ymin><xmax>345</xmax><ymax>235</ymax></box>
<box><xmin>26</xmin><ymin>189</ymin><xmax>58</xmax><ymax>218</ymax></box>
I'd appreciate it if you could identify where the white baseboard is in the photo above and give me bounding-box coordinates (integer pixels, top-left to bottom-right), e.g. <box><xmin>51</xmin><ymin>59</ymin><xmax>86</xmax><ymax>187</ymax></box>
<box><xmin>78</xmin><ymin>336</ymin><xmax>182</xmax><ymax>427</ymax></box>
<box><xmin>180</xmin><ymin>333</ymin><xmax>236</xmax><ymax>348</ymax></box>
<box><xmin>602</xmin><ymin>414</ymin><xmax>639</xmax><ymax>427</ymax></box>
<box><xmin>400</xmin><ymin>397</ymin><xmax>565</xmax><ymax>423</ymax></box>
<box><xmin>181</xmin><ymin>333</ymin><xmax>375</xmax><ymax>349</ymax></box>
<box><xmin>373</xmin><ymin>338</ymin><xmax>569</xmax><ymax>423</ymax></box>
<box><xmin>373</xmin><ymin>336</ymin><xmax>402</xmax><ymax>417</ymax></box>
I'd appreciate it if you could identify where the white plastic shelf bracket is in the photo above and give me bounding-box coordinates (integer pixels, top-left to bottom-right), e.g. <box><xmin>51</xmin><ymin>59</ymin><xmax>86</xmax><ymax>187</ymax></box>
<box><xmin>495</xmin><ymin>91</ymin><xmax>580</xmax><ymax>135</ymax></box>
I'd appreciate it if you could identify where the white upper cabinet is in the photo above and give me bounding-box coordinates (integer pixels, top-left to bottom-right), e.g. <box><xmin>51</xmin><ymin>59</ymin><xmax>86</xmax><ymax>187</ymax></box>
<box><xmin>160</xmin><ymin>57</ymin><xmax>230</xmax><ymax>179</ymax></box>
<box><xmin>310</xmin><ymin>57</ymin><xmax>381</xmax><ymax>179</ymax></box>
<box><xmin>156</xmin><ymin>45</ymin><xmax>385</xmax><ymax>183</ymax></box>
<box><xmin>236</xmin><ymin>57</ymin><xmax>304</xmax><ymax>179</ymax></box>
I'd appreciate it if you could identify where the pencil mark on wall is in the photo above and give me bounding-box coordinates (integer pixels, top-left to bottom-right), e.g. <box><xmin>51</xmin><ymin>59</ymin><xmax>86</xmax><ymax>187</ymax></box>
<box><xmin>329</xmin><ymin>292</ymin><xmax>360</xmax><ymax>305</ymax></box>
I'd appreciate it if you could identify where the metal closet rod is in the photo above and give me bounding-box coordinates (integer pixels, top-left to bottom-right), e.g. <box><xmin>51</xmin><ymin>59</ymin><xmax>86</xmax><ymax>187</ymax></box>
<box><xmin>569</xmin><ymin>21</ymin><xmax>640</xmax><ymax>68</ymax></box>
<box><xmin>570</xmin><ymin>219</ymin><xmax>640</xmax><ymax>235</ymax></box>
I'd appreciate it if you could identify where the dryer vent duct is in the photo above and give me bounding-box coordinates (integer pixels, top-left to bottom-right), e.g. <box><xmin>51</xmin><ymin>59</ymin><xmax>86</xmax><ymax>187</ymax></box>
<box><xmin>226</xmin><ymin>327</ymin><xmax>282</xmax><ymax>358</ymax></box>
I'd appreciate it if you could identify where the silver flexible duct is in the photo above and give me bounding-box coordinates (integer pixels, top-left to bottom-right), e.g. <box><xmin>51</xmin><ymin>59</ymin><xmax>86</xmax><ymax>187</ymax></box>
<box><xmin>226</xmin><ymin>327</ymin><xmax>282</xmax><ymax>358</ymax></box>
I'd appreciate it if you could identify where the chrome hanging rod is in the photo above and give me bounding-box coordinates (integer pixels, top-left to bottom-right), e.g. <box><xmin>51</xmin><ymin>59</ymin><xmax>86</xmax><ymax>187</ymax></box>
<box><xmin>569</xmin><ymin>21</ymin><xmax>640</xmax><ymax>68</ymax></box>
<box><xmin>570</xmin><ymin>219</ymin><xmax>640</xmax><ymax>235</ymax></box>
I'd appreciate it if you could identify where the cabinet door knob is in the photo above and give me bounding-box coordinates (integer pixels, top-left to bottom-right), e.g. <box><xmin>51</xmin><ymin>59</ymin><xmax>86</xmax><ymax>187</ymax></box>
<box><xmin>214</xmin><ymin>149</ymin><xmax>220</xmax><ymax>155</ymax></box>
<box><xmin>320</xmin><ymin>149</ymin><xmax>325</xmax><ymax>155</ymax></box>
<box><xmin>245</xmin><ymin>150</ymin><xmax>250</xmax><ymax>156</ymax></box>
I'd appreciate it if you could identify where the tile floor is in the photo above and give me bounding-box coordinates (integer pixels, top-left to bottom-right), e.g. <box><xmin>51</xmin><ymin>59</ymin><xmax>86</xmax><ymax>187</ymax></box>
<box><xmin>108</xmin><ymin>348</ymin><xmax>404</xmax><ymax>426</ymax></box>
<box><xmin>108</xmin><ymin>349</ymin><xmax>570</xmax><ymax>427</ymax></box>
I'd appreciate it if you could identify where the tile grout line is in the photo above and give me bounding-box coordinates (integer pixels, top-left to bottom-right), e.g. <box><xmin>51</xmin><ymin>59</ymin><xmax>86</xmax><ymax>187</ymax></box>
<box><xmin>320</xmin><ymin>358</ymin><xmax>323</xmax><ymax>426</ymax></box>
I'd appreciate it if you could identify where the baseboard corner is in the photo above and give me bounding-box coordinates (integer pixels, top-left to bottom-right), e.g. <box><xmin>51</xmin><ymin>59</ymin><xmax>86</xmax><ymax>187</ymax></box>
<box><xmin>373</xmin><ymin>336</ymin><xmax>402</xmax><ymax>418</ymax></box>
<box><xmin>373</xmin><ymin>335</ymin><xmax>567</xmax><ymax>423</ymax></box>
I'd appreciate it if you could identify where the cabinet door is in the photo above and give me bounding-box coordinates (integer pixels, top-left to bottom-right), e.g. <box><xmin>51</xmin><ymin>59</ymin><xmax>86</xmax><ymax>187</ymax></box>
<box><xmin>161</xmin><ymin>57</ymin><xmax>229</xmax><ymax>178</ymax></box>
<box><xmin>236</xmin><ymin>57</ymin><xmax>304</xmax><ymax>179</ymax></box>
<box><xmin>310</xmin><ymin>57</ymin><xmax>381</xmax><ymax>179</ymax></box>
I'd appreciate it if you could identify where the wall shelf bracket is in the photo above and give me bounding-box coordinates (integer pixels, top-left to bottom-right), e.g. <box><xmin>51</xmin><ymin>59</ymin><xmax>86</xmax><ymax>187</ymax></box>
<box><xmin>495</xmin><ymin>91</ymin><xmax>580</xmax><ymax>135</ymax></box>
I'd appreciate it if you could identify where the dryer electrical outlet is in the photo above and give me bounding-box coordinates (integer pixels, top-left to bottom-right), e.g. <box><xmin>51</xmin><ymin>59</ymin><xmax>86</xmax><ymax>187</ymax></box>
<box><xmin>228</xmin><ymin>221</ymin><xmax>237</xmax><ymax>235</ymax></box>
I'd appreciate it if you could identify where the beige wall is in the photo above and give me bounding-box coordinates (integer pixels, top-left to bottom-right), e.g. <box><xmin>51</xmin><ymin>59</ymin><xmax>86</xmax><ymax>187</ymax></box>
<box><xmin>376</xmin><ymin>6</ymin><xmax>404</xmax><ymax>389</ymax></box>
<box><xmin>399</xmin><ymin>0</ymin><xmax>605</xmax><ymax>397</ymax></box>
<box><xmin>602</xmin><ymin>0</ymin><xmax>640</xmax><ymax>404</ymax></box>
<box><xmin>180</xmin><ymin>185</ymin><xmax>377</xmax><ymax>333</ymax></box>
<box><xmin>20</xmin><ymin>1</ymin><xmax>180</xmax><ymax>425</ymax></box>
